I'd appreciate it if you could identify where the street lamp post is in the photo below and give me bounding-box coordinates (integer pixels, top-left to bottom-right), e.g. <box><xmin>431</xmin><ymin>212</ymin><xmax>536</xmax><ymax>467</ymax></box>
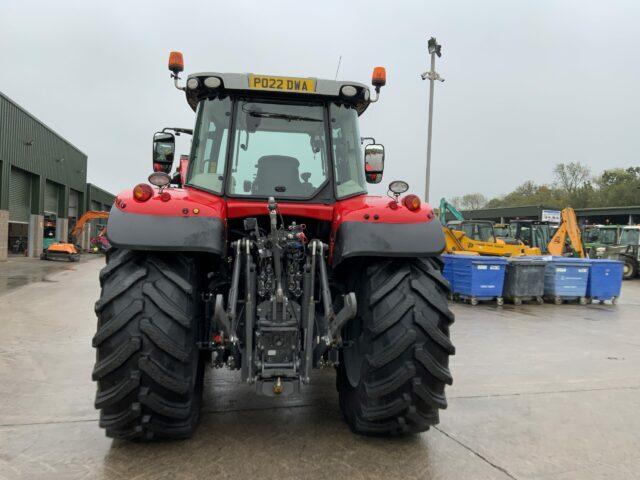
<box><xmin>421</xmin><ymin>37</ymin><xmax>444</xmax><ymax>203</ymax></box>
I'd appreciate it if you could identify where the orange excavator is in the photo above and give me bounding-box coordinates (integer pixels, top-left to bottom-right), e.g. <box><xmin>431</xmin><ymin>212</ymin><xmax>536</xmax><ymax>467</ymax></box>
<box><xmin>41</xmin><ymin>211</ymin><xmax>110</xmax><ymax>261</ymax></box>
<box><xmin>547</xmin><ymin>207</ymin><xmax>585</xmax><ymax>258</ymax></box>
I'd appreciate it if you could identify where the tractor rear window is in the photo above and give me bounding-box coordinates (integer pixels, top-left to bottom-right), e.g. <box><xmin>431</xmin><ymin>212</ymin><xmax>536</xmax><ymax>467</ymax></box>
<box><xmin>228</xmin><ymin>100</ymin><xmax>328</xmax><ymax>198</ymax></box>
<box><xmin>600</xmin><ymin>228</ymin><xmax>618</xmax><ymax>244</ymax></box>
<box><xmin>331</xmin><ymin>104</ymin><xmax>367</xmax><ymax>198</ymax></box>
<box><xmin>188</xmin><ymin>97</ymin><xmax>232</xmax><ymax>193</ymax></box>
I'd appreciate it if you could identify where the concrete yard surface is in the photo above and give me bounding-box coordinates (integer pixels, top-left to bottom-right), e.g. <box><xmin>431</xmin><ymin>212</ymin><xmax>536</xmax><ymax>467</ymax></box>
<box><xmin>0</xmin><ymin>257</ymin><xmax>639</xmax><ymax>480</ymax></box>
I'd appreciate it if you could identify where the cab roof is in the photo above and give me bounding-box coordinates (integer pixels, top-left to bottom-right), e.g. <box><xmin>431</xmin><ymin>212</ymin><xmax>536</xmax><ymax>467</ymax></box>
<box><xmin>185</xmin><ymin>72</ymin><xmax>372</xmax><ymax>115</ymax></box>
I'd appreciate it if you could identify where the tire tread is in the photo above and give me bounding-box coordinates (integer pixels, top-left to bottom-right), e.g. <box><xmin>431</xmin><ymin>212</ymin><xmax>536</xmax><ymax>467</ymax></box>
<box><xmin>92</xmin><ymin>250</ymin><xmax>203</xmax><ymax>441</ymax></box>
<box><xmin>338</xmin><ymin>257</ymin><xmax>455</xmax><ymax>435</ymax></box>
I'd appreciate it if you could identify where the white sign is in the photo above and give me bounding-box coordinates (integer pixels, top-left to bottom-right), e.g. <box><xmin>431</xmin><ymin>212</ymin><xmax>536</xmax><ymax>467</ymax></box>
<box><xmin>542</xmin><ymin>209</ymin><xmax>561</xmax><ymax>223</ymax></box>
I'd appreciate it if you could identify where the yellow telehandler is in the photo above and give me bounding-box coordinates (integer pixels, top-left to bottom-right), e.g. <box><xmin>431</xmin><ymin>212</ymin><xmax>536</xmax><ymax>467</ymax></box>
<box><xmin>438</xmin><ymin>199</ymin><xmax>541</xmax><ymax>256</ymax></box>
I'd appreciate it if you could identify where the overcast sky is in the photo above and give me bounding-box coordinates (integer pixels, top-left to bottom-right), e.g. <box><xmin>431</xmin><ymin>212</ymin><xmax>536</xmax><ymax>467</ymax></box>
<box><xmin>2</xmin><ymin>0</ymin><xmax>639</xmax><ymax>203</ymax></box>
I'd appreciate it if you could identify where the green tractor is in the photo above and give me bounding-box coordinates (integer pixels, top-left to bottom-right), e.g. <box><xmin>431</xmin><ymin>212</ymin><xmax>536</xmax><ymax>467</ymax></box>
<box><xmin>583</xmin><ymin>225</ymin><xmax>621</xmax><ymax>258</ymax></box>
<box><xmin>603</xmin><ymin>226</ymin><xmax>640</xmax><ymax>279</ymax></box>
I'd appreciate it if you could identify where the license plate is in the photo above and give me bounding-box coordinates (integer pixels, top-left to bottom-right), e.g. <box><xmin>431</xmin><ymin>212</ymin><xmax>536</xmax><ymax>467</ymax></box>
<box><xmin>248</xmin><ymin>74</ymin><xmax>316</xmax><ymax>93</ymax></box>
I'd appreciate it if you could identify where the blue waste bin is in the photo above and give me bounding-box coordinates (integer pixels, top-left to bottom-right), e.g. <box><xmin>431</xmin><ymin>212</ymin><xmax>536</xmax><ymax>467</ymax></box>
<box><xmin>544</xmin><ymin>257</ymin><xmax>590</xmax><ymax>304</ymax></box>
<box><xmin>441</xmin><ymin>254</ymin><xmax>456</xmax><ymax>292</ymax></box>
<box><xmin>449</xmin><ymin>255</ymin><xmax>507</xmax><ymax>305</ymax></box>
<box><xmin>586</xmin><ymin>259</ymin><xmax>623</xmax><ymax>304</ymax></box>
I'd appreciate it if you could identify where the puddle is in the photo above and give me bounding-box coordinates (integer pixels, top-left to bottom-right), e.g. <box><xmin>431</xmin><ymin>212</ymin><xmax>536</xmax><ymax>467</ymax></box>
<box><xmin>0</xmin><ymin>260</ymin><xmax>78</xmax><ymax>295</ymax></box>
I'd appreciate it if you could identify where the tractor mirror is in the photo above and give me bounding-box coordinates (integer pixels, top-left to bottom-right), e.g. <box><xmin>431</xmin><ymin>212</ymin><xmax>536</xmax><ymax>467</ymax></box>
<box><xmin>153</xmin><ymin>132</ymin><xmax>175</xmax><ymax>174</ymax></box>
<box><xmin>364</xmin><ymin>144</ymin><xmax>384</xmax><ymax>184</ymax></box>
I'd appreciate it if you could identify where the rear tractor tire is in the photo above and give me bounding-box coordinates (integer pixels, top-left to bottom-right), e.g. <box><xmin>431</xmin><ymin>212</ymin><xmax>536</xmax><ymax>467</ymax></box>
<box><xmin>337</xmin><ymin>258</ymin><xmax>455</xmax><ymax>435</ymax></box>
<box><xmin>92</xmin><ymin>249</ymin><xmax>205</xmax><ymax>441</ymax></box>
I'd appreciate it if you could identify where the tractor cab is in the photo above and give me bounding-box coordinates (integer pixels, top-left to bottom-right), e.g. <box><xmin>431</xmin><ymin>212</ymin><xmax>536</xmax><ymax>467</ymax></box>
<box><xmin>446</xmin><ymin>220</ymin><xmax>497</xmax><ymax>242</ymax></box>
<box><xmin>603</xmin><ymin>226</ymin><xmax>640</xmax><ymax>279</ymax></box>
<box><xmin>151</xmin><ymin>55</ymin><xmax>388</xmax><ymax>204</ymax></box>
<box><xmin>510</xmin><ymin>220</ymin><xmax>553</xmax><ymax>253</ymax></box>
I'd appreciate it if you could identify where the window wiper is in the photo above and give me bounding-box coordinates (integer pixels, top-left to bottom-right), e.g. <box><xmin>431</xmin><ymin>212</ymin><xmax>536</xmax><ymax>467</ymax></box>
<box><xmin>247</xmin><ymin>111</ymin><xmax>322</xmax><ymax>122</ymax></box>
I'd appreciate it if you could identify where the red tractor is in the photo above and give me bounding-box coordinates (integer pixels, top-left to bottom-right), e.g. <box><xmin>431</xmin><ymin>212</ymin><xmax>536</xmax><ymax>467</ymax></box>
<box><xmin>92</xmin><ymin>52</ymin><xmax>454</xmax><ymax>440</ymax></box>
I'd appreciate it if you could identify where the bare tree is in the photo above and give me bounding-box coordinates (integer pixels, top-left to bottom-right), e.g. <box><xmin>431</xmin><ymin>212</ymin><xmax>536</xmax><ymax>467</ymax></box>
<box><xmin>460</xmin><ymin>193</ymin><xmax>487</xmax><ymax>210</ymax></box>
<box><xmin>448</xmin><ymin>196</ymin><xmax>463</xmax><ymax>209</ymax></box>
<box><xmin>553</xmin><ymin>162</ymin><xmax>591</xmax><ymax>195</ymax></box>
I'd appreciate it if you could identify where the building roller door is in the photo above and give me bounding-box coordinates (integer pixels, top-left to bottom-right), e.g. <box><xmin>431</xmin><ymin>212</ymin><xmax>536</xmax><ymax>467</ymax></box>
<box><xmin>68</xmin><ymin>190</ymin><xmax>79</xmax><ymax>220</ymax></box>
<box><xmin>45</xmin><ymin>181</ymin><xmax>60</xmax><ymax>215</ymax></box>
<box><xmin>90</xmin><ymin>200</ymin><xmax>102</xmax><ymax>237</ymax></box>
<box><xmin>9</xmin><ymin>167</ymin><xmax>31</xmax><ymax>223</ymax></box>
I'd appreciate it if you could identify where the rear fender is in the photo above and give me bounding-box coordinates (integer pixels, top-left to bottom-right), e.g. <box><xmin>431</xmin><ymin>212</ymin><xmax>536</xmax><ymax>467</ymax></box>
<box><xmin>331</xmin><ymin>195</ymin><xmax>445</xmax><ymax>267</ymax></box>
<box><xmin>107</xmin><ymin>186</ymin><xmax>227</xmax><ymax>255</ymax></box>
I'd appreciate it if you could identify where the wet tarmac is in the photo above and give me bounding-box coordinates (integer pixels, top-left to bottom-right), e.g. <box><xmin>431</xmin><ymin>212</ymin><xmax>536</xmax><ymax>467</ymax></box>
<box><xmin>0</xmin><ymin>257</ymin><xmax>639</xmax><ymax>479</ymax></box>
<box><xmin>0</xmin><ymin>256</ymin><xmax>79</xmax><ymax>296</ymax></box>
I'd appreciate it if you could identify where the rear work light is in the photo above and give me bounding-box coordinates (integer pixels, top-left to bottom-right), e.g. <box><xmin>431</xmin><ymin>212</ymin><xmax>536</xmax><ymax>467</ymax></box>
<box><xmin>187</xmin><ymin>78</ymin><xmax>199</xmax><ymax>90</ymax></box>
<box><xmin>403</xmin><ymin>194</ymin><xmax>421</xmax><ymax>211</ymax></box>
<box><xmin>133</xmin><ymin>183</ymin><xmax>153</xmax><ymax>202</ymax></box>
<box><xmin>340</xmin><ymin>85</ymin><xmax>357</xmax><ymax>97</ymax></box>
<box><xmin>204</xmin><ymin>76</ymin><xmax>222</xmax><ymax>89</ymax></box>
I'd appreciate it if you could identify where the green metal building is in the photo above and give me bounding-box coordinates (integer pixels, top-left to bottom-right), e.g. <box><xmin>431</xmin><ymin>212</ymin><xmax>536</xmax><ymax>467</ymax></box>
<box><xmin>461</xmin><ymin>204</ymin><xmax>640</xmax><ymax>226</ymax></box>
<box><xmin>86</xmin><ymin>183</ymin><xmax>116</xmax><ymax>238</ymax></box>
<box><xmin>574</xmin><ymin>206</ymin><xmax>640</xmax><ymax>226</ymax></box>
<box><xmin>460</xmin><ymin>205</ymin><xmax>560</xmax><ymax>223</ymax></box>
<box><xmin>0</xmin><ymin>91</ymin><xmax>115</xmax><ymax>260</ymax></box>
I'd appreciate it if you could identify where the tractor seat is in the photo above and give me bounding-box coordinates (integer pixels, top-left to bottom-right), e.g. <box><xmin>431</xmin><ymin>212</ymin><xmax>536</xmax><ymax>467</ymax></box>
<box><xmin>252</xmin><ymin>155</ymin><xmax>304</xmax><ymax>195</ymax></box>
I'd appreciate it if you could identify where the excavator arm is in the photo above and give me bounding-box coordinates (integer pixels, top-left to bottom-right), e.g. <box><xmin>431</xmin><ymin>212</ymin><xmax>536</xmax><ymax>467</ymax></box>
<box><xmin>70</xmin><ymin>211</ymin><xmax>110</xmax><ymax>239</ymax></box>
<box><xmin>547</xmin><ymin>208</ymin><xmax>585</xmax><ymax>258</ymax></box>
<box><xmin>439</xmin><ymin>198</ymin><xmax>465</xmax><ymax>224</ymax></box>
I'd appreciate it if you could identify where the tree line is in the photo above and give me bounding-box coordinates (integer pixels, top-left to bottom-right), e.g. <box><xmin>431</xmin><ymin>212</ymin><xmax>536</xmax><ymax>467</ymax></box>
<box><xmin>449</xmin><ymin>163</ymin><xmax>640</xmax><ymax>211</ymax></box>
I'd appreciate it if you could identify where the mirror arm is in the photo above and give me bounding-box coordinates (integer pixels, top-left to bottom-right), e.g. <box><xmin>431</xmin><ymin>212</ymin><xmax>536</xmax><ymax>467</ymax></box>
<box><xmin>162</xmin><ymin>127</ymin><xmax>193</xmax><ymax>136</ymax></box>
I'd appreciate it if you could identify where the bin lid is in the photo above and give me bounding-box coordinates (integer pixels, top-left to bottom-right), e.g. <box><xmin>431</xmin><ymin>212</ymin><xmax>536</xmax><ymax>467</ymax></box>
<box><xmin>507</xmin><ymin>257</ymin><xmax>547</xmax><ymax>266</ymax></box>
<box><xmin>442</xmin><ymin>254</ymin><xmax>507</xmax><ymax>265</ymax></box>
<box><xmin>546</xmin><ymin>256</ymin><xmax>591</xmax><ymax>267</ymax></box>
<box><xmin>470</xmin><ymin>256</ymin><xmax>508</xmax><ymax>265</ymax></box>
<box><xmin>585</xmin><ymin>258</ymin><xmax>624</xmax><ymax>265</ymax></box>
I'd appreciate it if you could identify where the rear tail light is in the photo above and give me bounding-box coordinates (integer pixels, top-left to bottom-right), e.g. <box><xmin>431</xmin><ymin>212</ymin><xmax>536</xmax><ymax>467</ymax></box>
<box><xmin>133</xmin><ymin>183</ymin><xmax>153</xmax><ymax>202</ymax></box>
<box><xmin>403</xmin><ymin>194</ymin><xmax>421</xmax><ymax>211</ymax></box>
